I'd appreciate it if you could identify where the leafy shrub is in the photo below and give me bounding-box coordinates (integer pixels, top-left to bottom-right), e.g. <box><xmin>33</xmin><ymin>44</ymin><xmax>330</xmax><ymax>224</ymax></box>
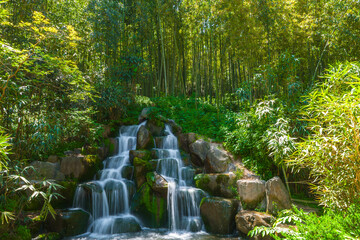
<box><xmin>289</xmin><ymin>62</ymin><xmax>360</xmax><ymax>209</ymax></box>
<box><xmin>250</xmin><ymin>204</ymin><xmax>360</xmax><ymax>240</ymax></box>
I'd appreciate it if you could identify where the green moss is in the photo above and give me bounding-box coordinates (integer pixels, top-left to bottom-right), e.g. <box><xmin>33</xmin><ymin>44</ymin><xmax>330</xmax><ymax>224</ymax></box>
<box><xmin>146</xmin><ymin>172</ymin><xmax>156</xmax><ymax>185</ymax></box>
<box><xmin>130</xmin><ymin>184</ymin><xmax>167</xmax><ymax>228</ymax></box>
<box><xmin>215</xmin><ymin>174</ymin><xmax>229</xmax><ymax>184</ymax></box>
<box><xmin>133</xmin><ymin>157</ymin><xmax>152</xmax><ymax>172</ymax></box>
<box><xmin>195</xmin><ymin>174</ymin><xmax>211</xmax><ymax>192</ymax></box>
<box><xmin>78</xmin><ymin>155</ymin><xmax>102</xmax><ymax>182</ymax></box>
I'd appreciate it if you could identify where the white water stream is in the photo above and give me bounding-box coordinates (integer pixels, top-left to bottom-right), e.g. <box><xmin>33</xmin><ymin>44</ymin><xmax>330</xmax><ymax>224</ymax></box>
<box><xmin>72</xmin><ymin>122</ymin><xmax>205</xmax><ymax>236</ymax></box>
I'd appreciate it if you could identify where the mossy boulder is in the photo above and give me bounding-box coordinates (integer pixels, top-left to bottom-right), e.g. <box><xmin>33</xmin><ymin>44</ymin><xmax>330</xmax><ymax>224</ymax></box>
<box><xmin>130</xmin><ymin>184</ymin><xmax>167</xmax><ymax>228</ymax></box>
<box><xmin>45</xmin><ymin>209</ymin><xmax>90</xmax><ymax>237</ymax></box>
<box><xmin>145</xmin><ymin>118</ymin><xmax>165</xmax><ymax>137</ymax></box>
<box><xmin>129</xmin><ymin>150</ymin><xmax>151</xmax><ymax>164</ymax></box>
<box><xmin>133</xmin><ymin>157</ymin><xmax>153</xmax><ymax>188</ymax></box>
<box><xmin>60</xmin><ymin>154</ymin><xmax>102</xmax><ymax>182</ymax></box>
<box><xmin>195</xmin><ymin>173</ymin><xmax>238</xmax><ymax>198</ymax></box>
<box><xmin>200</xmin><ymin>197</ymin><xmax>239</xmax><ymax>235</ymax></box>
<box><xmin>104</xmin><ymin>138</ymin><xmax>118</xmax><ymax>156</ymax></box>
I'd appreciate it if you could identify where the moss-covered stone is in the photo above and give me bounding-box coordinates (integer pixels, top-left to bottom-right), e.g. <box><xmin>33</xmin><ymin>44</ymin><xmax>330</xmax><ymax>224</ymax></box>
<box><xmin>130</xmin><ymin>150</ymin><xmax>151</xmax><ymax>164</ymax></box>
<box><xmin>79</xmin><ymin>154</ymin><xmax>102</xmax><ymax>182</ymax></box>
<box><xmin>104</xmin><ymin>138</ymin><xmax>118</xmax><ymax>156</ymax></box>
<box><xmin>130</xmin><ymin>184</ymin><xmax>167</xmax><ymax>228</ymax></box>
<box><xmin>133</xmin><ymin>157</ymin><xmax>153</xmax><ymax>188</ymax></box>
<box><xmin>195</xmin><ymin>173</ymin><xmax>237</xmax><ymax>198</ymax></box>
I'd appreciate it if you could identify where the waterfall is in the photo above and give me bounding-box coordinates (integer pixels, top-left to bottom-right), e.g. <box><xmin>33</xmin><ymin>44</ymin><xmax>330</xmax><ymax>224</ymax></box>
<box><xmin>73</xmin><ymin>122</ymin><xmax>145</xmax><ymax>234</ymax></box>
<box><xmin>72</xmin><ymin>121</ymin><xmax>205</xmax><ymax>235</ymax></box>
<box><xmin>156</xmin><ymin>125</ymin><xmax>205</xmax><ymax>232</ymax></box>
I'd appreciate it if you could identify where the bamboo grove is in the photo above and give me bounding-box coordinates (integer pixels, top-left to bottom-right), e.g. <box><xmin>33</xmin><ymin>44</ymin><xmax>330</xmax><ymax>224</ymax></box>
<box><xmin>3</xmin><ymin>0</ymin><xmax>360</xmax><ymax>103</ymax></box>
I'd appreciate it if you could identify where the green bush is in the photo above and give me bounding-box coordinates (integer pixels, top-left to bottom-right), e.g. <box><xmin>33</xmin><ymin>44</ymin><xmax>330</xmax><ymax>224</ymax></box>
<box><xmin>290</xmin><ymin>62</ymin><xmax>360</xmax><ymax>209</ymax></box>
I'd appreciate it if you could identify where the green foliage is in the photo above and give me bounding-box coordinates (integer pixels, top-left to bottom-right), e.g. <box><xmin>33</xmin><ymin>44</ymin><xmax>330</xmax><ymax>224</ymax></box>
<box><xmin>250</xmin><ymin>205</ymin><xmax>360</xmax><ymax>240</ymax></box>
<box><xmin>290</xmin><ymin>62</ymin><xmax>360</xmax><ymax>209</ymax></box>
<box><xmin>151</xmin><ymin>96</ymin><xmax>237</xmax><ymax>142</ymax></box>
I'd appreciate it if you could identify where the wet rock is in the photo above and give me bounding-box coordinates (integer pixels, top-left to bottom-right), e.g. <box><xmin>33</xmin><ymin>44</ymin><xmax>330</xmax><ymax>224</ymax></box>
<box><xmin>195</xmin><ymin>173</ymin><xmax>238</xmax><ymax>198</ymax></box>
<box><xmin>137</xmin><ymin>125</ymin><xmax>154</xmax><ymax>150</ymax></box>
<box><xmin>27</xmin><ymin>161</ymin><xmax>65</xmax><ymax>181</ymax></box>
<box><xmin>235</xmin><ymin>210</ymin><xmax>274</xmax><ymax>238</ymax></box>
<box><xmin>146</xmin><ymin>171</ymin><xmax>168</xmax><ymax>198</ymax></box>
<box><xmin>104</xmin><ymin>138</ymin><xmax>118</xmax><ymax>156</ymax></box>
<box><xmin>146</xmin><ymin>118</ymin><xmax>165</xmax><ymax>137</ymax></box>
<box><xmin>112</xmin><ymin>216</ymin><xmax>141</xmax><ymax>233</ymax></box>
<box><xmin>204</xmin><ymin>145</ymin><xmax>231</xmax><ymax>173</ymax></box>
<box><xmin>200</xmin><ymin>197</ymin><xmax>239</xmax><ymax>234</ymax></box>
<box><xmin>131</xmin><ymin>184</ymin><xmax>167</xmax><ymax>228</ymax></box>
<box><xmin>47</xmin><ymin>155</ymin><xmax>60</xmax><ymax>163</ymax></box>
<box><xmin>237</xmin><ymin>179</ymin><xmax>266</xmax><ymax>210</ymax></box>
<box><xmin>45</xmin><ymin>209</ymin><xmax>90</xmax><ymax>237</ymax></box>
<box><xmin>266</xmin><ymin>177</ymin><xmax>292</xmax><ymax>214</ymax></box>
<box><xmin>121</xmin><ymin>165</ymin><xmax>134</xmax><ymax>180</ymax></box>
<box><xmin>189</xmin><ymin>140</ymin><xmax>210</xmax><ymax>166</ymax></box>
<box><xmin>129</xmin><ymin>150</ymin><xmax>151</xmax><ymax>164</ymax></box>
<box><xmin>133</xmin><ymin>157</ymin><xmax>153</xmax><ymax>188</ymax></box>
<box><xmin>166</xmin><ymin>119</ymin><xmax>182</xmax><ymax>135</ymax></box>
<box><xmin>138</xmin><ymin>107</ymin><xmax>152</xmax><ymax>123</ymax></box>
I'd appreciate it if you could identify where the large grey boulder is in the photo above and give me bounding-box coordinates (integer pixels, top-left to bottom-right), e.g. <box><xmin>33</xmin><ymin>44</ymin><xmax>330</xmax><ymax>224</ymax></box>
<box><xmin>137</xmin><ymin>125</ymin><xmax>154</xmax><ymax>150</ymax></box>
<box><xmin>266</xmin><ymin>177</ymin><xmax>292</xmax><ymax>214</ymax></box>
<box><xmin>200</xmin><ymin>197</ymin><xmax>239</xmax><ymax>235</ymax></box>
<box><xmin>45</xmin><ymin>209</ymin><xmax>90</xmax><ymax>237</ymax></box>
<box><xmin>237</xmin><ymin>179</ymin><xmax>266</xmax><ymax>210</ymax></box>
<box><xmin>60</xmin><ymin>155</ymin><xmax>86</xmax><ymax>178</ymax></box>
<box><xmin>189</xmin><ymin>140</ymin><xmax>210</xmax><ymax>166</ymax></box>
<box><xmin>204</xmin><ymin>145</ymin><xmax>231</xmax><ymax>173</ymax></box>
<box><xmin>235</xmin><ymin>210</ymin><xmax>274</xmax><ymax>238</ymax></box>
<box><xmin>195</xmin><ymin>173</ymin><xmax>238</xmax><ymax>198</ymax></box>
<box><xmin>28</xmin><ymin>161</ymin><xmax>65</xmax><ymax>181</ymax></box>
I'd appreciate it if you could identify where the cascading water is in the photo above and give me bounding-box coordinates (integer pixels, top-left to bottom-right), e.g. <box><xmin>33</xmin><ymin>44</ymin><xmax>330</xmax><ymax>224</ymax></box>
<box><xmin>155</xmin><ymin>125</ymin><xmax>205</xmax><ymax>232</ymax></box>
<box><xmin>73</xmin><ymin>122</ymin><xmax>145</xmax><ymax>235</ymax></box>
<box><xmin>72</xmin><ymin>121</ymin><xmax>206</xmax><ymax>238</ymax></box>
